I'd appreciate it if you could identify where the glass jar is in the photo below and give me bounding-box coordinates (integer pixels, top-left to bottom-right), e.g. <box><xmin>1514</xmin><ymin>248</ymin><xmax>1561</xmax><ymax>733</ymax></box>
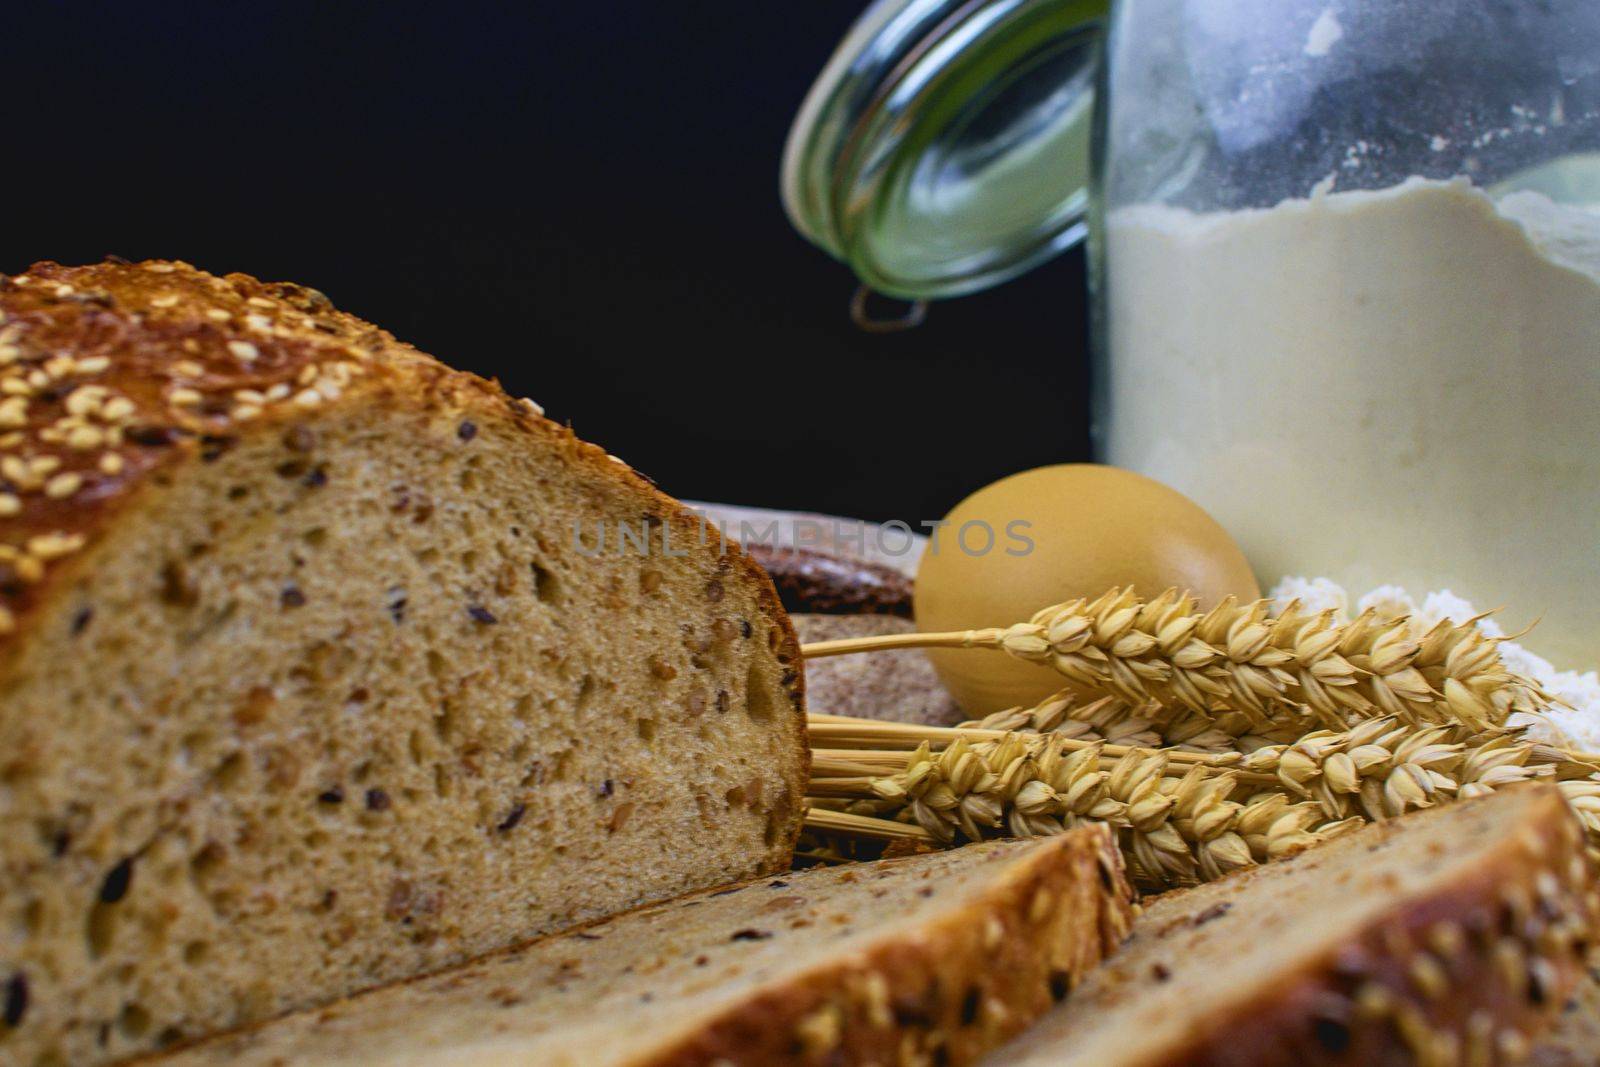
<box><xmin>786</xmin><ymin>0</ymin><xmax>1600</xmax><ymax>665</ymax></box>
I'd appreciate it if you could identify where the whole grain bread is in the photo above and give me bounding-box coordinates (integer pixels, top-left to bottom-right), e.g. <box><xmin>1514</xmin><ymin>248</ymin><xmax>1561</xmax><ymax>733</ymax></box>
<box><xmin>792</xmin><ymin>614</ymin><xmax>963</xmax><ymax>726</ymax></box>
<box><xmin>142</xmin><ymin>829</ymin><xmax>1134</xmax><ymax>1067</ymax></box>
<box><xmin>0</xmin><ymin>260</ymin><xmax>807</xmax><ymax>1066</ymax></box>
<box><xmin>988</xmin><ymin>785</ymin><xmax>1599</xmax><ymax>1067</ymax></box>
<box><xmin>743</xmin><ymin>543</ymin><xmax>914</xmax><ymax>617</ymax></box>
<box><xmin>1530</xmin><ymin>955</ymin><xmax>1600</xmax><ymax>1066</ymax></box>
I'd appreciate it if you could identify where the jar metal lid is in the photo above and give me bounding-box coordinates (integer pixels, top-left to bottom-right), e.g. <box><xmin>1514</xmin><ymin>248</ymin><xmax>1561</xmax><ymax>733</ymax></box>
<box><xmin>782</xmin><ymin>0</ymin><xmax>1107</xmax><ymax>300</ymax></box>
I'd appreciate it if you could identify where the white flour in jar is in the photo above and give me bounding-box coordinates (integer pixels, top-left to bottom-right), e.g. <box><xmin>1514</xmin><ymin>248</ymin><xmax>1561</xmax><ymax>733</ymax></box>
<box><xmin>1269</xmin><ymin>576</ymin><xmax>1600</xmax><ymax>750</ymax></box>
<box><xmin>1104</xmin><ymin>177</ymin><xmax>1600</xmax><ymax>667</ymax></box>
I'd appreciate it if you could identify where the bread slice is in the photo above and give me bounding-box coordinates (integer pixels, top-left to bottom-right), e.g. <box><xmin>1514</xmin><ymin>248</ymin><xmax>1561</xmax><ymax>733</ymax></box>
<box><xmin>988</xmin><ymin>784</ymin><xmax>1599</xmax><ymax>1067</ymax></box>
<box><xmin>138</xmin><ymin>828</ymin><xmax>1133</xmax><ymax>1067</ymax></box>
<box><xmin>1530</xmin><ymin>954</ymin><xmax>1600</xmax><ymax>1066</ymax></box>
<box><xmin>0</xmin><ymin>260</ymin><xmax>806</xmax><ymax>1066</ymax></box>
<box><xmin>792</xmin><ymin>614</ymin><xmax>964</xmax><ymax>726</ymax></box>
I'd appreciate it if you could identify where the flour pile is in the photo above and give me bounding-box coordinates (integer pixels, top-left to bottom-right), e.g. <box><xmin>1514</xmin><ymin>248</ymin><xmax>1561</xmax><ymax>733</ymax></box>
<box><xmin>1269</xmin><ymin>577</ymin><xmax>1600</xmax><ymax>750</ymax></box>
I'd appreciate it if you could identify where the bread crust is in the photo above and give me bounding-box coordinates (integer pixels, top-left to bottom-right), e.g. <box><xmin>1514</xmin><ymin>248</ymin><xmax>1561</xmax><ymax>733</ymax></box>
<box><xmin>0</xmin><ymin>257</ymin><xmax>808</xmax><ymax>863</ymax></box>
<box><xmin>1131</xmin><ymin>785</ymin><xmax>1599</xmax><ymax>1067</ymax></box>
<box><xmin>129</xmin><ymin>829</ymin><xmax>1135</xmax><ymax>1067</ymax></box>
<box><xmin>640</xmin><ymin>824</ymin><xmax>1135</xmax><ymax>1067</ymax></box>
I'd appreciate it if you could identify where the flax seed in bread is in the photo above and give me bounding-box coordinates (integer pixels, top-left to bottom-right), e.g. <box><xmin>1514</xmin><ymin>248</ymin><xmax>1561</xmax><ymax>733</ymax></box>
<box><xmin>0</xmin><ymin>260</ymin><xmax>806</xmax><ymax>1066</ymax></box>
<box><xmin>144</xmin><ymin>829</ymin><xmax>1134</xmax><ymax>1067</ymax></box>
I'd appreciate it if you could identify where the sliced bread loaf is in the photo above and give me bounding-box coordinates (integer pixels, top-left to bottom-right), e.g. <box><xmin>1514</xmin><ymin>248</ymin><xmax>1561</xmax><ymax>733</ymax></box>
<box><xmin>0</xmin><ymin>260</ymin><xmax>806</xmax><ymax>1066</ymax></box>
<box><xmin>144</xmin><ymin>828</ymin><xmax>1134</xmax><ymax>1067</ymax></box>
<box><xmin>988</xmin><ymin>784</ymin><xmax>1599</xmax><ymax>1067</ymax></box>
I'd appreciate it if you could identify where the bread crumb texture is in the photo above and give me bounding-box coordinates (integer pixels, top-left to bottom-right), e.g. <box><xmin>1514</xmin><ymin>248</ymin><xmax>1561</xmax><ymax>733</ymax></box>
<box><xmin>0</xmin><ymin>260</ymin><xmax>806</xmax><ymax>1066</ymax></box>
<box><xmin>144</xmin><ymin>832</ymin><xmax>1133</xmax><ymax>1067</ymax></box>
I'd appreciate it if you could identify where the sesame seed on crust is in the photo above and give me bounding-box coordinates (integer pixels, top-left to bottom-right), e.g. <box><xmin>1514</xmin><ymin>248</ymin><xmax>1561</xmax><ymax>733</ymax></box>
<box><xmin>0</xmin><ymin>258</ymin><xmax>466</xmax><ymax>648</ymax></box>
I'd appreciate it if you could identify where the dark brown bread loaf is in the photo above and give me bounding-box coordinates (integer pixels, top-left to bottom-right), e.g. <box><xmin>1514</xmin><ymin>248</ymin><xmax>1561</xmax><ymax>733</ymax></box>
<box><xmin>989</xmin><ymin>785</ymin><xmax>1600</xmax><ymax>1067</ymax></box>
<box><xmin>0</xmin><ymin>260</ymin><xmax>807</xmax><ymax>1066</ymax></box>
<box><xmin>744</xmin><ymin>542</ymin><xmax>914</xmax><ymax>617</ymax></box>
<box><xmin>141</xmin><ymin>830</ymin><xmax>1135</xmax><ymax>1067</ymax></box>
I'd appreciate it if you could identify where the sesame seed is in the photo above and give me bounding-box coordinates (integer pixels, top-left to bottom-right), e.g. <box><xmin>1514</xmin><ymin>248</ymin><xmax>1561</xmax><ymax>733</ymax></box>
<box><xmin>145</xmin><ymin>263</ymin><xmax>175</xmax><ymax>274</ymax></box>
<box><xmin>227</xmin><ymin>341</ymin><xmax>260</xmax><ymax>362</ymax></box>
<box><xmin>246</xmin><ymin>297</ymin><xmax>275</xmax><ymax>309</ymax></box>
<box><xmin>27</xmin><ymin>532</ymin><xmax>86</xmax><ymax>560</ymax></box>
<box><xmin>172</xmin><ymin>360</ymin><xmax>205</xmax><ymax>378</ymax></box>
<box><xmin>149</xmin><ymin>294</ymin><xmax>179</xmax><ymax>308</ymax></box>
<box><xmin>0</xmin><ymin>346</ymin><xmax>20</xmax><ymax>366</ymax></box>
<box><xmin>63</xmin><ymin>388</ymin><xmax>102</xmax><ymax>417</ymax></box>
<box><xmin>205</xmin><ymin>308</ymin><xmax>231</xmax><ymax>322</ymax></box>
<box><xmin>0</xmin><ymin>379</ymin><xmax>29</xmax><ymax>396</ymax></box>
<box><xmin>0</xmin><ymin>494</ymin><xmax>18</xmax><ymax>516</ymax></box>
<box><xmin>65</xmin><ymin>426</ymin><xmax>103</xmax><ymax>450</ymax></box>
<box><xmin>169</xmin><ymin>388</ymin><xmax>203</xmax><ymax>406</ymax></box>
<box><xmin>232</xmin><ymin>404</ymin><xmax>262</xmax><ymax>421</ymax></box>
<box><xmin>75</xmin><ymin>356</ymin><xmax>111</xmax><ymax>375</ymax></box>
<box><xmin>44</xmin><ymin>472</ymin><xmax>83</xmax><ymax>499</ymax></box>
<box><xmin>0</xmin><ymin>398</ymin><xmax>27</xmax><ymax>429</ymax></box>
<box><xmin>101</xmin><ymin>397</ymin><xmax>136</xmax><ymax>422</ymax></box>
<box><xmin>98</xmin><ymin>453</ymin><xmax>125</xmax><ymax>476</ymax></box>
<box><xmin>0</xmin><ymin>606</ymin><xmax>13</xmax><ymax>635</ymax></box>
<box><xmin>293</xmin><ymin>389</ymin><xmax>323</xmax><ymax>408</ymax></box>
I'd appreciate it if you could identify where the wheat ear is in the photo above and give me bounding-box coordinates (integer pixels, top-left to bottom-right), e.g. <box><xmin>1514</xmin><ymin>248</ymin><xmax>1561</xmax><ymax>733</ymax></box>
<box><xmin>803</xmin><ymin>586</ymin><xmax>1555</xmax><ymax>736</ymax></box>
<box><xmin>805</xmin><ymin>716</ymin><xmax>1599</xmax><ymax>889</ymax></box>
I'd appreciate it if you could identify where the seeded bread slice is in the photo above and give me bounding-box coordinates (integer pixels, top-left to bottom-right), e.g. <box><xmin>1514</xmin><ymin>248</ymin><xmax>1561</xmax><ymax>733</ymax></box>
<box><xmin>1530</xmin><ymin>954</ymin><xmax>1600</xmax><ymax>1066</ymax></box>
<box><xmin>142</xmin><ymin>829</ymin><xmax>1134</xmax><ymax>1067</ymax></box>
<box><xmin>987</xmin><ymin>785</ymin><xmax>1599</xmax><ymax>1067</ymax></box>
<box><xmin>0</xmin><ymin>260</ymin><xmax>807</xmax><ymax>1066</ymax></box>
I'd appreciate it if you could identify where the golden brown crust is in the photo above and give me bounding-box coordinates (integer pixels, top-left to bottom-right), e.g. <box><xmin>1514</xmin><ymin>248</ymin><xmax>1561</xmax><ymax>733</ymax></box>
<box><xmin>642</xmin><ymin>824</ymin><xmax>1135</xmax><ymax>1067</ymax></box>
<box><xmin>0</xmin><ymin>257</ymin><xmax>807</xmax><ymax>861</ymax></box>
<box><xmin>129</xmin><ymin>830</ymin><xmax>1133</xmax><ymax>1067</ymax></box>
<box><xmin>1144</xmin><ymin>786</ymin><xmax>1599</xmax><ymax>1067</ymax></box>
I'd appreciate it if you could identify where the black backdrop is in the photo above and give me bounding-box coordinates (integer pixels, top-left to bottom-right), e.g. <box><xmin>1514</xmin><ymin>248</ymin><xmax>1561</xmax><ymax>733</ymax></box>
<box><xmin>3</xmin><ymin>2</ymin><xmax>1093</xmax><ymax>523</ymax></box>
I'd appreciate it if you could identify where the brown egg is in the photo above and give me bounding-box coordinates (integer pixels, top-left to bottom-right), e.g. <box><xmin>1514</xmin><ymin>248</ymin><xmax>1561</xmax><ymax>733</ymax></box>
<box><xmin>914</xmin><ymin>464</ymin><xmax>1259</xmax><ymax>716</ymax></box>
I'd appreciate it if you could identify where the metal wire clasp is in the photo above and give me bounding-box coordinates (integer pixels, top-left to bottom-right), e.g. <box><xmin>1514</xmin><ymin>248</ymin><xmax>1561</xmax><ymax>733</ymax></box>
<box><xmin>850</xmin><ymin>285</ymin><xmax>929</xmax><ymax>333</ymax></box>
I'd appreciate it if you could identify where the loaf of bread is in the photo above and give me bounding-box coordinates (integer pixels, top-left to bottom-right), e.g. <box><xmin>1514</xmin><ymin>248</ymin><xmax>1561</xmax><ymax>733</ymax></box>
<box><xmin>792</xmin><ymin>614</ymin><xmax>963</xmax><ymax>726</ymax></box>
<box><xmin>0</xmin><ymin>260</ymin><xmax>807</xmax><ymax>1066</ymax></box>
<box><xmin>989</xmin><ymin>785</ymin><xmax>1598</xmax><ymax>1066</ymax></box>
<box><xmin>743</xmin><ymin>543</ymin><xmax>914</xmax><ymax>617</ymax></box>
<box><xmin>143</xmin><ymin>829</ymin><xmax>1134</xmax><ymax>1067</ymax></box>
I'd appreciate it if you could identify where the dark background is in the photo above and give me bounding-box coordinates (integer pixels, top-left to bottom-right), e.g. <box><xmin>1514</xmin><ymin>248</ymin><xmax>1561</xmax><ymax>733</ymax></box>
<box><xmin>3</xmin><ymin>2</ymin><xmax>1093</xmax><ymax>523</ymax></box>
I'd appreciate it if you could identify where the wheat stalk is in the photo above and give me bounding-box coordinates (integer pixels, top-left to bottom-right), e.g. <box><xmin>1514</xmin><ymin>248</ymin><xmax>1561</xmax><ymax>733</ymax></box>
<box><xmin>803</xmin><ymin>586</ymin><xmax>1556</xmax><ymax>737</ymax></box>
<box><xmin>805</xmin><ymin>716</ymin><xmax>1600</xmax><ymax>890</ymax></box>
